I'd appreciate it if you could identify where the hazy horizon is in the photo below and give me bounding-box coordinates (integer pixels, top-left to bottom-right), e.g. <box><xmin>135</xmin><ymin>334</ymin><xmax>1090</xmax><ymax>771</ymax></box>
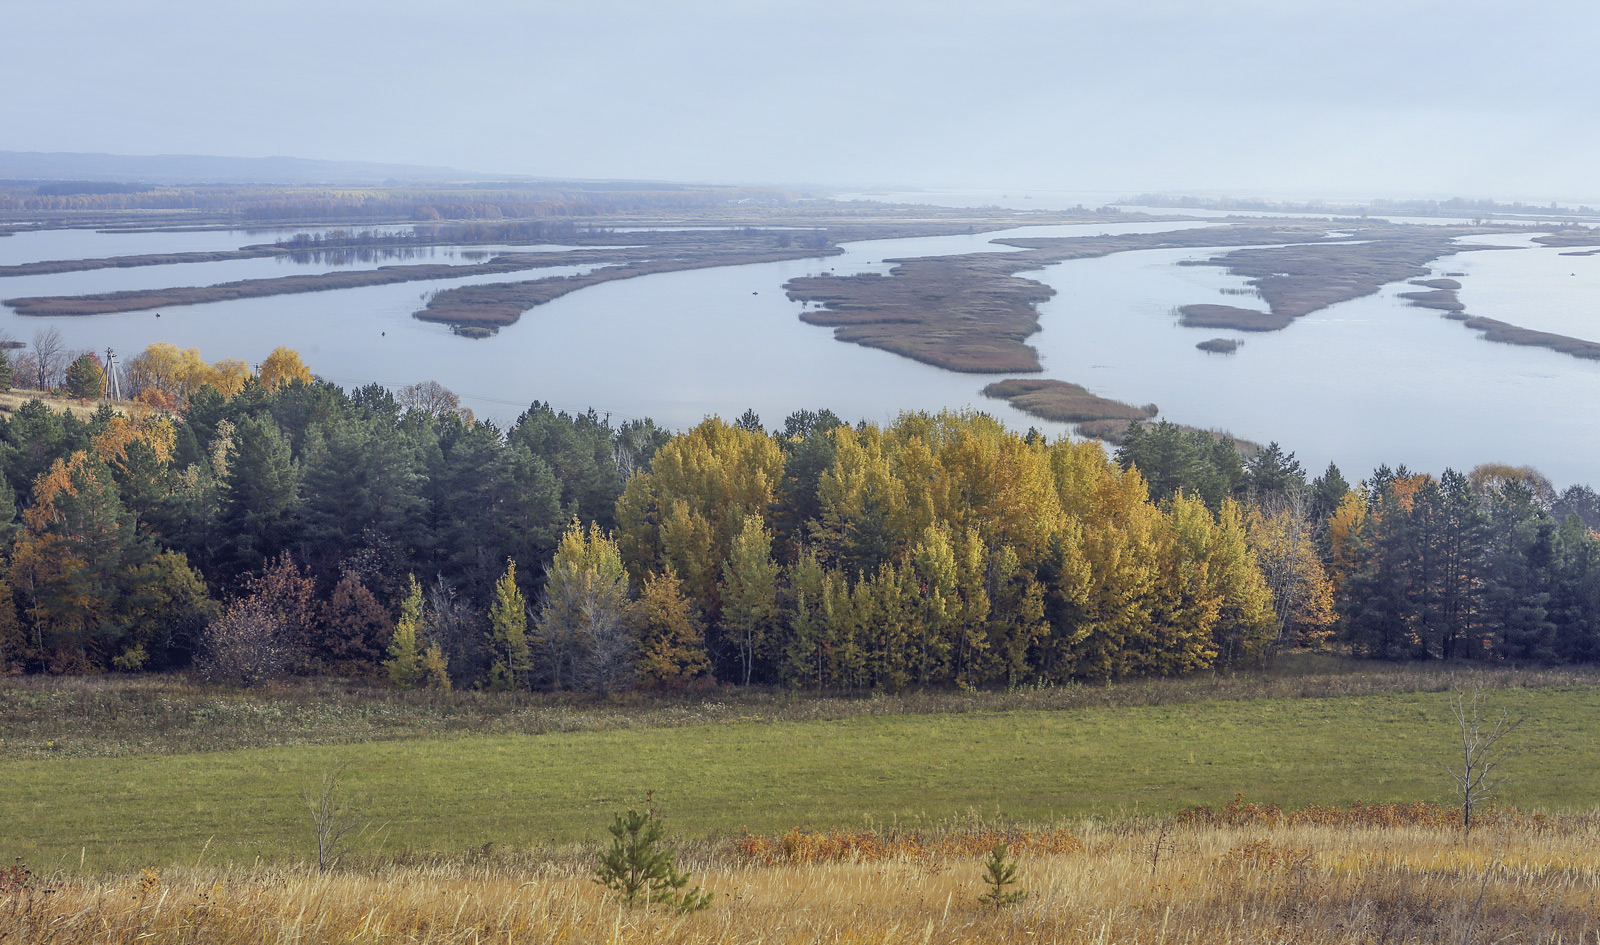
<box><xmin>5</xmin><ymin>1</ymin><xmax>1598</xmax><ymax>204</ymax></box>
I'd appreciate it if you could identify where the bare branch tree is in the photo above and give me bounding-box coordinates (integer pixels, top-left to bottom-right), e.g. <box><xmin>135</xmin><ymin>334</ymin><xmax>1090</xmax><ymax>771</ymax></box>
<box><xmin>574</xmin><ymin>597</ymin><xmax>636</xmax><ymax>697</ymax></box>
<box><xmin>196</xmin><ymin>597</ymin><xmax>290</xmax><ymax>687</ymax></box>
<box><xmin>305</xmin><ymin>762</ymin><xmax>364</xmax><ymax>872</ymax></box>
<box><xmin>1444</xmin><ymin>687</ymin><xmax>1524</xmax><ymax>836</ymax></box>
<box><xmin>427</xmin><ymin>575</ymin><xmax>487</xmax><ymax>686</ymax></box>
<box><xmin>31</xmin><ymin>327</ymin><xmax>65</xmax><ymax>390</ymax></box>
<box><xmin>397</xmin><ymin>380</ymin><xmax>473</xmax><ymax>422</ymax></box>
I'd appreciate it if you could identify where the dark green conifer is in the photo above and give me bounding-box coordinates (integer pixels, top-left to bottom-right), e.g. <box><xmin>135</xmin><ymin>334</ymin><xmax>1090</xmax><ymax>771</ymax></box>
<box><xmin>594</xmin><ymin>808</ymin><xmax>711</xmax><ymax>913</ymax></box>
<box><xmin>976</xmin><ymin>840</ymin><xmax>1028</xmax><ymax>908</ymax></box>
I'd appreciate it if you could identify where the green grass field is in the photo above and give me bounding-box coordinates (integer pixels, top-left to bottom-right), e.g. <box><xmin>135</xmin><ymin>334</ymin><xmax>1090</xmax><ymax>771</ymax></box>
<box><xmin>4</xmin><ymin>684</ymin><xmax>1598</xmax><ymax>872</ymax></box>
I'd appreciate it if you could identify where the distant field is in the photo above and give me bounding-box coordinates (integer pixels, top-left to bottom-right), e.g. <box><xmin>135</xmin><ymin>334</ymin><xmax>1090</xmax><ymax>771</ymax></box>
<box><xmin>4</xmin><ymin>683</ymin><xmax>1598</xmax><ymax>872</ymax></box>
<box><xmin>0</xmin><ymin>387</ymin><xmax>118</xmax><ymax>419</ymax></box>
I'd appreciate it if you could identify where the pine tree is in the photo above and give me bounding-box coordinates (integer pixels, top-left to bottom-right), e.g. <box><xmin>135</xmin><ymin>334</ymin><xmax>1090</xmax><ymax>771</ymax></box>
<box><xmin>0</xmin><ymin>347</ymin><xmax>13</xmax><ymax>393</ymax></box>
<box><xmin>299</xmin><ymin>417</ymin><xmax>424</xmax><ymax>578</ymax></box>
<box><xmin>220</xmin><ymin>416</ymin><xmax>300</xmax><ymax>576</ymax></box>
<box><xmin>0</xmin><ymin>473</ymin><xmax>19</xmax><ymax>550</ymax></box>
<box><xmin>1433</xmin><ymin>470</ymin><xmax>1489</xmax><ymax>659</ymax></box>
<box><xmin>1550</xmin><ymin>517</ymin><xmax>1600</xmax><ymax>663</ymax></box>
<box><xmin>487</xmin><ymin>559</ymin><xmax>532</xmax><ymax>690</ymax></box>
<box><xmin>594</xmin><ymin>808</ymin><xmax>711</xmax><ymax>913</ymax></box>
<box><xmin>64</xmin><ymin>354</ymin><xmax>104</xmax><ymax>400</ymax></box>
<box><xmin>976</xmin><ymin>841</ymin><xmax>1028</xmax><ymax>908</ymax></box>
<box><xmin>1244</xmin><ymin>442</ymin><xmax>1306</xmax><ymax>502</ymax></box>
<box><xmin>1309</xmin><ymin>462</ymin><xmax>1351</xmax><ymax>523</ymax></box>
<box><xmin>0</xmin><ymin>579</ymin><xmax>26</xmax><ymax>672</ymax></box>
<box><xmin>1483</xmin><ymin>481</ymin><xmax>1557</xmax><ymax>660</ymax></box>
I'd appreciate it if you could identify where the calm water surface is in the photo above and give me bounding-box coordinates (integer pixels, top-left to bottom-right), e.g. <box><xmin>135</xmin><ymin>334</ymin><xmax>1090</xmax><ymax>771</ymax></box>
<box><xmin>1449</xmin><ymin>234</ymin><xmax>1600</xmax><ymax>341</ymax></box>
<box><xmin>0</xmin><ymin>245</ymin><xmax>586</xmax><ymax>301</ymax></box>
<box><xmin>0</xmin><ymin>226</ymin><xmax>400</xmax><ymax>268</ymax></box>
<box><xmin>5</xmin><ymin>220</ymin><xmax>1598</xmax><ymax>484</ymax></box>
<box><xmin>1023</xmin><ymin>245</ymin><xmax>1600</xmax><ymax>485</ymax></box>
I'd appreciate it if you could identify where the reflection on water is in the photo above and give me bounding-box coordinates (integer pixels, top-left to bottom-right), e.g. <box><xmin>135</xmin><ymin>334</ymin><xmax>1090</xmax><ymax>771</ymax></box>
<box><xmin>0</xmin><ymin>225</ymin><xmax>397</xmax><ymax>268</ymax></box>
<box><xmin>281</xmin><ymin>245</ymin><xmax>445</xmax><ymax>266</ymax></box>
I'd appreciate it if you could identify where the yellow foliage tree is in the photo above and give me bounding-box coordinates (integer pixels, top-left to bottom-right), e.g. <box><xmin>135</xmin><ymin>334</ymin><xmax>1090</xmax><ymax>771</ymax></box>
<box><xmin>1147</xmin><ymin>492</ymin><xmax>1224</xmax><ymax>675</ymax></box>
<box><xmin>1206</xmin><ymin>499</ymin><xmax>1279</xmax><ymax>666</ymax></box>
<box><xmin>125</xmin><ymin>343</ymin><xmax>269</xmax><ymax>405</ymax></box>
<box><xmin>10</xmin><ymin>453</ymin><xmax>134</xmax><ymax>665</ymax></box>
<box><xmin>538</xmin><ymin>521</ymin><xmax>632</xmax><ymax>693</ymax></box>
<box><xmin>1247</xmin><ymin>500</ymin><xmax>1336</xmax><ymax>649</ymax></box>
<box><xmin>1069</xmin><ymin>464</ymin><xmax>1162</xmax><ymax>679</ymax></box>
<box><xmin>257</xmin><ymin>346</ymin><xmax>313</xmax><ymax>390</ymax></box>
<box><xmin>1325</xmin><ymin>490</ymin><xmax>1369</xmax><ymax>593</ymax></box>
<box><xmin>630</xmin><ymin>567</ymin><xmax>711</xmax><ymax>687</ymax></box>
<box><xmin>615</xmin><ymin>416</ymin><xmax>784</xmax><ymax>585</ymax></box>
<box><xmin>93</xmin><ymin>414</ymin><xmax>176</xmax><ymax>472</ymax></box>
<box><xmin>486</xmin><ymin>560</ymin><xmax>532</xmax><ymax>690</ymax></box>
<box><xmin>207</xmin><ymin>359</ymin><xmax>252</xmax><ymax>398</ymax></box>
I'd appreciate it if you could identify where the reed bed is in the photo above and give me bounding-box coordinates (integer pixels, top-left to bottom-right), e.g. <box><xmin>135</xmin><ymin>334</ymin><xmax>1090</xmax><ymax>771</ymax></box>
<box><xmin>6</xmin><ymin>817</ymin><xmax>1600</xmax><ymax>944</ymax></box>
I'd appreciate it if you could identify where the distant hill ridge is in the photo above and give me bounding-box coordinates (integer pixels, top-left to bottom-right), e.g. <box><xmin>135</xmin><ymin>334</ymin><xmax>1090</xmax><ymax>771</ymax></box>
<box><xmin>0</xmin><ymin>150</ymin><xmax>513</xmax><ymax>185</ymax></box>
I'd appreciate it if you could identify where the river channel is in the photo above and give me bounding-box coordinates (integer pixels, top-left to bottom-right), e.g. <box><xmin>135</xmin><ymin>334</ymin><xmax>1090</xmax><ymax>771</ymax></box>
<box><xmin>1</xmin><ymin>219</ymin><xmax>1597</xmax><ymax>485</ymax></box>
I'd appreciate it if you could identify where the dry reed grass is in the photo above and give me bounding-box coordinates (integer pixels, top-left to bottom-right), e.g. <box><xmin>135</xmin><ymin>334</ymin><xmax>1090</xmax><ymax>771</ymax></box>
<box><xmin>7</xmin><ymin>817</ymin><xmax>1600</xmax><ymax>944</ymax></box>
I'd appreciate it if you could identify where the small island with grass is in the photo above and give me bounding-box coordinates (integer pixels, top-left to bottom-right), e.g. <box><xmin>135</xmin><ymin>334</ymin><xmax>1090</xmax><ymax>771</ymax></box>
<box><xmin>980</xmin><ymin>378</ymin><xmax>1157</xmax><ymax>425</ymax></box>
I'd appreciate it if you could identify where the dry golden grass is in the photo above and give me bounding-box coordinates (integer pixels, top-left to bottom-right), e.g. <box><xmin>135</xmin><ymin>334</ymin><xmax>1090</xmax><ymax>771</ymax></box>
<box><xmin>0</xmin><ymin>387</ymin><xmax>125</xmax><ymax>420</ymax></box>
<box><xmin>8</xmin><ymin>817</ymin><xmax>1600</xmax><ymax>944</ymax></box>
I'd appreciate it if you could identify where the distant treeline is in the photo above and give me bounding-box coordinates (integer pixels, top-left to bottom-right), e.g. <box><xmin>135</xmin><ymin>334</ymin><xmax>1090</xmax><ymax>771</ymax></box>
<box><xmin>27</xmin><ymin>181</ymin><xmax>157</xmax><ymax>197</ymax></box>
<box><xmin>0</xmin><ymin>182</ymin><xmax>797</xmax><ymax>222</ymax></box>
<box><xmin>270</xmin><ymin>221</ymin><xmax>607</xmax><ymax>250</ymax></box>
<box><xmin>1128</xmin><ymin>193</ymin><xmax>1600</xmax><ymax>219</ymax></box>
<box><xmin>0</xmin><ymin>349</ymin><xmax>1596</xmax><ymax>689</ymax></box>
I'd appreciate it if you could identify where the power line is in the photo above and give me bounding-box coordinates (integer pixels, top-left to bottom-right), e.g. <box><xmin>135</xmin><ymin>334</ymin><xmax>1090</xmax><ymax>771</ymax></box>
<box><xmin>102</xmin><ymin>347</ymin><xmax>123</xmax><ymax>401</ymax></box>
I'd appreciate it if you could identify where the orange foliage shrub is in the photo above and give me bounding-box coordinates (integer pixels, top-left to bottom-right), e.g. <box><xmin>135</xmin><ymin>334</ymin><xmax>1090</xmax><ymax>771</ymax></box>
<box><xmin>733</xmin><ymin>826</ymin><xmax>1083</xmax><ymax>865</ymax></box>
<box><xmin>1176</xmin><ymin>793</ymin><xmax>1551</xmax><ymax>831</ymax></box>
<box><xmin>1219</xmin><ymin>838</ymin><xmax>1311</xmax><ymax>870</ymax></box>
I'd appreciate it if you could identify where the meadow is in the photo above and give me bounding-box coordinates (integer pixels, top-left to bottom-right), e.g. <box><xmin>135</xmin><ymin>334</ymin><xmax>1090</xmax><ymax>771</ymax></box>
<box><xmin>3</xmin><ymin>661</ymin><xmax>1598</xmax><ymax>873</ymax></box>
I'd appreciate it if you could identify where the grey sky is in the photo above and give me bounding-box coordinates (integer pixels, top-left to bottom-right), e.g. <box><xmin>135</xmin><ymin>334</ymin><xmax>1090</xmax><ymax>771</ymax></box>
<box><xmin>6</xmin><ymin>0</ymin><xmax>1597</xmax><ymax>201</ymax></box>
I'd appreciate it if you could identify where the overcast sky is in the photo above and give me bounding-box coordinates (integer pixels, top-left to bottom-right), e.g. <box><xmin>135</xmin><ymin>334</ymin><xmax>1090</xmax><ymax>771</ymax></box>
<box><xmin>6</xmin><ymin>0</ymin><xmax>1597</xmax><ymax>202</ymax></box>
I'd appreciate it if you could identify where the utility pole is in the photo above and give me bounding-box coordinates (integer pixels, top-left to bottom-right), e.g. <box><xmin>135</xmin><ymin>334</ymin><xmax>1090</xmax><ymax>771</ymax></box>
<box><xmin>103</xmin><ymin>347</ymin><xmax>123</xmax><ymax>401</ymax></box>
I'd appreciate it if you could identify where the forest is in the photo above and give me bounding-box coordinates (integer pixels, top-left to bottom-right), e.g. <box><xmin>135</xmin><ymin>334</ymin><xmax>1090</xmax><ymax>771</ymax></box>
<box><xmin>0</xmin><ymin>341</ymin><xmax>1596</xmax><ymax>690</ymax></box>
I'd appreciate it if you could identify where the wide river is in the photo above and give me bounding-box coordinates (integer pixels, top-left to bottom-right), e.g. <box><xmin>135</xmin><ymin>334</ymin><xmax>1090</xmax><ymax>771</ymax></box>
<box><xmin>1</xmin><ymin>219</ymin><xmax>1597</xmax><ymax>486</ymax></box>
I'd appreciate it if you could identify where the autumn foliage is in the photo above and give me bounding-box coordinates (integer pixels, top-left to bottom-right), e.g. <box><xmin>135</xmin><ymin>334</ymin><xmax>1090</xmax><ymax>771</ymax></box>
<box><xmin>0</xmin><ymin>342</ymin><xmax>1596</xmax><ymax>686</ymax></box>
<box><xmin>733</xmin><ymin>826</ymin><xmax>1084</xmax><ymax>865</ymax></box>
<box><xmin>1174</xmin><ymin>792</ymin><xmax>1549</xmax><ymax>831</ymax></box>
